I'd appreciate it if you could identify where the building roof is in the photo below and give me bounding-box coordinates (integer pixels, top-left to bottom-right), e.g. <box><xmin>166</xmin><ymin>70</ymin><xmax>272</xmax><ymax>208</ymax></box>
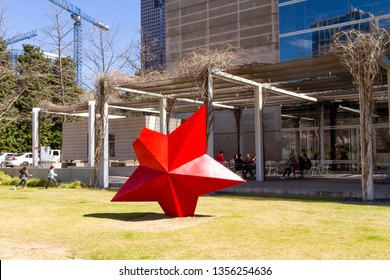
<box><xmin>43</xmin><ymin>54</ymin><xmax>388</xmax><ymax>116</ymax></box>
<box><xmin>117</xmin><ymin>54</ymin><xmax>388</xmax><ymax>113</ymax></box>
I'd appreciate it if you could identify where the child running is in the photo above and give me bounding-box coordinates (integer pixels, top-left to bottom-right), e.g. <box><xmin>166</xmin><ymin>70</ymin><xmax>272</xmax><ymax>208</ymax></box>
<box><xmin>46</xmin><ymin>165</ymin><xmax>58</xmax><ymax>188</ymax></box>
<box><xmin>13</xmin><ymin>166</ymin><xmax>32</xmax><ymax>190</ymax></box>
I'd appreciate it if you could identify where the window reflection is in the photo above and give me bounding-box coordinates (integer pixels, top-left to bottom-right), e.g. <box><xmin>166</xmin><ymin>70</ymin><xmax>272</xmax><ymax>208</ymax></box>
<box><xmin>279</xmin><ymin>0</ymin><xmax>390</xmax><ymax>61</ymax></box>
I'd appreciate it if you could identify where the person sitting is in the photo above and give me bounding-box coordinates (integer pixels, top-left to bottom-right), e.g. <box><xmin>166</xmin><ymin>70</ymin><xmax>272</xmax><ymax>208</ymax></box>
<box><xmin>298</xmin><ymin>153</ymin><xmax>312</xmax><ymax>177</ymax></box>
<box><xmin>282</xmin><ymin>151</ymin><xmax>297</xmax><ymax>178</ymax></box>
<box><xmin>232</xmin><ymin>154</ymin><xmax>244</xmax><ymax>172</ymax></box>
<box><xmin>242</xmin><ymin>153</ymin><xmax>255</xmax><ymax>178</ymax></box>
<box><xmin>215</xmin><ymin>150</ymin><xmax>227</xmax><ymax>163</ymax></box>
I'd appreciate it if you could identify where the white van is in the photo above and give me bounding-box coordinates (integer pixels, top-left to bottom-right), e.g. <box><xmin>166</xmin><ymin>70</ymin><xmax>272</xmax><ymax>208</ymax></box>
<box><xmin>40</xmin><ymin>147</ymin><xmax>61</xmax><ymax>163</ymax></box>
<box><xmin>49</xmin><ymin>149</ymin><xmax>61</xmax><ymax>163</ymax></box>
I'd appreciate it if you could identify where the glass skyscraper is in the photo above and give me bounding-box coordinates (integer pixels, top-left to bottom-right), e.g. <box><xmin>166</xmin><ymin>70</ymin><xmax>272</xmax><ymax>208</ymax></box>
<box><xmin>141</xmin><ymin>0</ymin><xmax>166</xmax><ymax>71</ymax></box>
<box><xmin>279</xmin><ymin>0</ymin><xmax>390</xmax><ymax>61</ymax></box>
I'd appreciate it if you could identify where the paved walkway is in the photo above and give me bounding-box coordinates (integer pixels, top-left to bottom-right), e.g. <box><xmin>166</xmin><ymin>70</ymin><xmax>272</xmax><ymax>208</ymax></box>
<box><xmin>220</xmin><ymin>174</ymin><xmax>390</xmax><ymax>199</ymax></box>
<box><xmin>109</xmin><ymin>173</ymin><xmax>390</xmax><ymax>199</ymax></box>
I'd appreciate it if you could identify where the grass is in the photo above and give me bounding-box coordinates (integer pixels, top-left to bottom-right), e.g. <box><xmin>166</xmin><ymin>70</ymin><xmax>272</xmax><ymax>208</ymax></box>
<box><xmin>1</xmin><ymin>179</ymin><xmax>390</xmax><ymax>260</ymax></box>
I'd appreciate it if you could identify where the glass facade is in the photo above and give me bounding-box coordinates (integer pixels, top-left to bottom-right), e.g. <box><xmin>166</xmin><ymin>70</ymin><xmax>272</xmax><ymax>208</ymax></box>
<box><xmin>279</xmin><ymin>0</ymin><xmax>390</xmax><ymax>61</ymax></box>
<box><xmin>281</xmin><ymin>103</ymin><xmax>390</xmax><ymax>171</ymax></box>
<box><xmin>141</xmin><ymin>0</ymin><xmax>166</xmax><ymax>70</ymax></box>
<box><xmin>277</xmin><ymin>0</ymin><xmax>390</xmax><ymax>171</ymax></box>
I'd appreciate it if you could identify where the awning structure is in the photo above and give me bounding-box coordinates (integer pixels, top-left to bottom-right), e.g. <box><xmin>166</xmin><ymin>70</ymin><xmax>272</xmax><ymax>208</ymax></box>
<box><xmin>32</xmin><ymin>54</ymin><xmax>389</xmax><ymax>188</ymax></box>
<box><xmin>38</xmin><ymin>54</ymin><xmax>388</xmax><ymax>115</ymax></box>
<box><xmin>115</xmin><ymin>54</ymin><xmax>388</xmax><ymax>112</ymax></box>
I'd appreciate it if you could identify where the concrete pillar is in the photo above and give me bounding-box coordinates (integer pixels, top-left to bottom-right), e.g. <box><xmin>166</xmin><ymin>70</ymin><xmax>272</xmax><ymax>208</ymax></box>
<box><xmin>320</xmin><ymin>103</ymin><xmax>325</xmax><ymax>173</ymax></box>
<box><xmin>100</xmin><ymin>102</ymin><xmax>109</xmax><ymax>188</ymax></box>
<box><xmin>207</xmin><ymin>69</ymin><xmax>214</xmax><ymax>157</ymax></box>
<box><xmin>32</xmin><ymin>108</ymin><xmax>41</xmax><ymax>167</ymax></box>
<box><xmin>388</xmin><ymin>69</ymin><xmax>390</xmax><ymax>135</ymax></box>
<box><xmin>238</xmin><ymin>109</ymin><xmax>244</xmax><ymax>155</ymax></box>
<box><xmin>368</xmin><ymin>120</ymin><xmax>375</xmax><ymax>200</ymax></box>
<box><xmin>159</xmin><ymin>97</ymin><xmax>167</xmax><ymax>134</ymax></box>
<box><xmin>88</xmin><ymin>100</ymin><xmax>95</xmax><ymax>167</ymax></box>
<box><xmin>254</xmin><ymin>86</ymin><xmax>264</xmax><ymax>181</ymax></box>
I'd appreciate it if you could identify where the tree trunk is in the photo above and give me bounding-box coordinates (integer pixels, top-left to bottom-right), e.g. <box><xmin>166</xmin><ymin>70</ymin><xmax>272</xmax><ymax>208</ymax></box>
<box><xmin>359</xmin><ymin>88</ymin><xmax>374</xmax><ymax>200</ymax></box>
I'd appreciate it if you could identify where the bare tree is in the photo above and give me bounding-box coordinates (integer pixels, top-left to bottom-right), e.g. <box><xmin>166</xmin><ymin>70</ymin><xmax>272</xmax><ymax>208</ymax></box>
<box><xmin>174</xmin><ymin>46</ymin><xmax>244</xmax><ymax>145</ymax></box>
<box><xmin>84</xmin><ymin>26</ymin><xmax>137</xmax><ymax>187</ymax></box>
<box><xmin>332</xmin><ymin>26</ymin><xmax>390</xmax><ymax>200</ymax></box>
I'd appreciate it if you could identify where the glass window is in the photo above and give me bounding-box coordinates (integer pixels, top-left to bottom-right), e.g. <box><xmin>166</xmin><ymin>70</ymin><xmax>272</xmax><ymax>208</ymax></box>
<box><xmin>279</xmin><ymin>0</ymin><xmax>390</xmax><ymax>61</ymax></box>
<box><xmin>109</xmin><ymin>134</ymin><xmax>115</xmax><ymax>157</ymax></box>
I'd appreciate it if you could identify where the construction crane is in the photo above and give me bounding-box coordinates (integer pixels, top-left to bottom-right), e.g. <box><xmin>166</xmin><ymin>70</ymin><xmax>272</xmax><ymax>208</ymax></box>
<box><xmin>5</xmin><ymin>30</ymin><xmax>38</xmax><ymax>45</ymax></box>
<box><xmin>48</xmin><ymin>0</ymin><xmax>109</xmax><ymax>84</ymax></box>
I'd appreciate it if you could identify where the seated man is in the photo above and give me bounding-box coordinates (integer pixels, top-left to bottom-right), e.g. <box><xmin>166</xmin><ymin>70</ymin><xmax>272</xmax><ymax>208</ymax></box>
<box><xmin>233</xmin><ymin>154</ymin><xmax>244</xmax><ymax>172</ymax></box>
<box><xmin>298</xmin><ymin>153</ymin><xmax>312</xmax><ymax>177</ymax></box>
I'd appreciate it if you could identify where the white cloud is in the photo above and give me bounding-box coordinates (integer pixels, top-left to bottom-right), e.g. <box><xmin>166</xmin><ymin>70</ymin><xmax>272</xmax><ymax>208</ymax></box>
<box><xmin>288</xmin><ymin>39</ymin><xmax>312</xmax><ymax>49</ymax></box>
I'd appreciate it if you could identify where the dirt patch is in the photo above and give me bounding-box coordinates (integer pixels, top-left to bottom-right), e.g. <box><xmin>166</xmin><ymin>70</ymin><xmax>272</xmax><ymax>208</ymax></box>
<box><xmin>106</xmin><ymin>213</ymin><xmax>219</xmax><ymax>232</ymax></box>
<box><xmin>0</xmin><ymin>238</ymin><xmax>71</xmax><ymax>260</ymax></box>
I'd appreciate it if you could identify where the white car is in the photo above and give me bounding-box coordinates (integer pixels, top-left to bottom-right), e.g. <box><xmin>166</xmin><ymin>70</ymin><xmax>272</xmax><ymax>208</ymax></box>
<box><xmin>4</xmin><ymin>153</ymin><xmax>33</xmax><ymax>167</ymax></box>
<box><xmin>0</xmin><ymin>152</ymin><xmax>14</xmax><ymax>167</ymax></box>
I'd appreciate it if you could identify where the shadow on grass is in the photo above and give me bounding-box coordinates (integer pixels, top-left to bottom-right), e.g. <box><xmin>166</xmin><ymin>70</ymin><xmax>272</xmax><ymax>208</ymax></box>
<box><xmin>84</xmin><ymin>212</ymin><xmax>213</xmax><ymax>222</ymax></box>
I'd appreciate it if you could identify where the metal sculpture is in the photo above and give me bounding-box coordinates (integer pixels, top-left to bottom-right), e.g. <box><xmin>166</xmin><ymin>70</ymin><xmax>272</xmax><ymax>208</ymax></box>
<box><xmin>111</xmin><ymin>106</ymin><xmax>245</xmax><ymax>217</ymax></box>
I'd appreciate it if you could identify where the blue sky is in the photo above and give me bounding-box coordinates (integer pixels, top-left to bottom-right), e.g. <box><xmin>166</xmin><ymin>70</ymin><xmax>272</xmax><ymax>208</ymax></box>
<box><xmin>1</xmin><ymin>0</ymin><xmax>141</xmax><ymax>51</ymax></box>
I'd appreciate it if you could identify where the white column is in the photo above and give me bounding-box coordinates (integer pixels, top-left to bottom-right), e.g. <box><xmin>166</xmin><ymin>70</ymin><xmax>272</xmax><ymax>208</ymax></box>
<box><xmin>388</xmin><ymin>69</ymin><xmax>390</xmax><ymax>135</ymax></box>
<box><xmin>159</xmin><ymin>97</ymin><xmax>167</xmax><ymax>134</ymax></box>
<box><xmin>100</xmin><ymin>102</ymin><xmax>109</xmax><ymax>188</ymax></box>
<box><xmin>239</xmin><ymin>109</ymin><xmax>244</xmax><ymax>155</ymax></box>
<box><xmin>320</xmin><ymin>103</ymin><xmax>325</xmax><ymax>173</ymax></box>
<box><xmin>254</xmin><ymin>86</ymin><xmax>264</xmax><ymax>181</ymax></box>
<box><xmin>88</xmin><ymin>100</ymin><xmax>95</xmax><ymax>167</ymax></box>
<box><xmin>207</xmin><ymin>69</ymin><xmax>214</xmax><ymax>157</ymax></box>
<box><xmin>368</xmin><ymin>121</ymin><xmax>374</xmax><ymax>200</ymax></box>
<box><xmin>32</xmin><ymin>108</ymin><xmax>41</xmax><ymax>167</ymax></box>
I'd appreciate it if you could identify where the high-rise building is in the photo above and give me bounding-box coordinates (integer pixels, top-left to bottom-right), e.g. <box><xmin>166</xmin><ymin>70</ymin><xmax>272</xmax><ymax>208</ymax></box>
<box><xmin>279</xmin><ymin>0</ymin><xmax>390</xmax><ymax>61</ymax></box>
<box><xmin>165</xmin><ymin>0</ymin><xmax>279</xmax><ymax>69</ymax></box>
<box><xmin>310</xmin><ymin>8</ymin><xmax>373</xmax><ymax>56</ymax></box>
<box><xmin>153</xmin><ymin>0</ymin><xmax>390</xmax><ymax>64</ymax></box>
<box><xmin>145</xmin><ymin>0</ymin><xmax>389</xmax><ymax>170</ymax></box>
<box><xmin>141</xmin><ymin>0</ymin><xmax>166</xmax><ymax>71</ymax></box>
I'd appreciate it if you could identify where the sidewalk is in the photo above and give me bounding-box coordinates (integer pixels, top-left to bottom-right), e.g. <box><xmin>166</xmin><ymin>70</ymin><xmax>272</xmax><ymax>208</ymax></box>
<box><xmin>218</xmin><ymin>173</ymin><xmax>390</xmax><ymax>199</ymax></box>
<box><xmin>109</xmin><ymin>173</ymin><xmax>390</xmax><ymax>199</ymax></box>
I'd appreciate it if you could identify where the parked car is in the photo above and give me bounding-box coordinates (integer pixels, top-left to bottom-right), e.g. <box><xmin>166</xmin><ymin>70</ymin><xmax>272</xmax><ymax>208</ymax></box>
<box><xmin>4</xmin><ymin>153</ymin><xmax>33</xmax><ymax>167</ymax></box>
<box><xmin>0</xmin><ymin>152</ymin><xmax>14</xmax><ymax>167</ymax></box>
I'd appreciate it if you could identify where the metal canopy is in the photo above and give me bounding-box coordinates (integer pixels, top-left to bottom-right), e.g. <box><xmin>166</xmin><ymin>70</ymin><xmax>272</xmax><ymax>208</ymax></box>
<box><xmin>115</xmin><ymin>54</ymin><xmax>388</xmax><ymax>113</ymax></box>
<box><xmin>41</xmin><ymin>54</ymin><xmax>388</xmax><ymax>115</ymax></box>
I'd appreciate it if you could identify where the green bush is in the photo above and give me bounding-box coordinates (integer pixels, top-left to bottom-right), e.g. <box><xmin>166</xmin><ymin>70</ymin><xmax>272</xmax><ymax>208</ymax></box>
<box><xmin>0</xmin><ymin>171</ymin><xmax>90</xmax><ymax>188</ymax></box>
<box><xmin>58</xmin><ymin>180</ymin><xmax>90</xmax><ymax>189</ymax></box>
<box><xmin>26</xmin><ymin>178</ymin><xmax>47</xmax><ymax>188</ymax></box>
<box><xmin>0</xmin><ymin>171</ymin><xmax>19</xmax><ymax>185</ymax></box>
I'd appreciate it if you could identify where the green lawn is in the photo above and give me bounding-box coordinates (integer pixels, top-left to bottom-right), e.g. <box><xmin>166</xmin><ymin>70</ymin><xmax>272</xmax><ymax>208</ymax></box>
<box><xmin>1</xmin><ymin>181</ymin><xmax>390</xmax><ymax>260</ymax></box>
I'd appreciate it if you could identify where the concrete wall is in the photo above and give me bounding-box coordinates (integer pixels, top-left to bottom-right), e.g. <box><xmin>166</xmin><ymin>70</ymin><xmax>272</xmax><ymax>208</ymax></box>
<box><xmin>165</xmin><ymin>0</ymin><xmax>279</xmax><ymax>68</ymax></box>
<box><xmin>62</xmin><ymin>116</ymin><xmax>181</xmax><ymax>161</ymax></box>
<box><xmin>1</xmin><ymin>166</ymin><xmax>137</xmax><ymax>186</ymax></box>
<box><xmin>62</xmin><ymin>120</ymin><xmax>88</xmax><ymax>161</ymax></box>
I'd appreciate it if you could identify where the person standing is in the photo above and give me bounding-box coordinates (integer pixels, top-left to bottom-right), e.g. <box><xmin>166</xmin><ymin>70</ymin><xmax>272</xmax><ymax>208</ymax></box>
<box><xmin>13</xmin><ymin>166</ymin><xmax>31</xmax><ymax>190</ymax></box>
<box><xmin>46</xmin><ymin>165</ymin><xmax>58</xmax><ymax>188</ymax></box>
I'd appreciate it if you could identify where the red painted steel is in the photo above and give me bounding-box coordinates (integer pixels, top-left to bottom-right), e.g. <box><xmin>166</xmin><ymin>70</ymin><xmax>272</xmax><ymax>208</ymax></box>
<box><xmin>111</xmin><ymin>106</ymin><xmax>245</xmax><ymax>217</ymax></box>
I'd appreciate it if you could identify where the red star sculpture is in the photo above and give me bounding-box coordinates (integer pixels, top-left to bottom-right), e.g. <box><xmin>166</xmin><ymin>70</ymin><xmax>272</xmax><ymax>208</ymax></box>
<box><xmin>111</xmin><ymin>106</ymin><xmax>245</xmax><ymax>217</ymax></box>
